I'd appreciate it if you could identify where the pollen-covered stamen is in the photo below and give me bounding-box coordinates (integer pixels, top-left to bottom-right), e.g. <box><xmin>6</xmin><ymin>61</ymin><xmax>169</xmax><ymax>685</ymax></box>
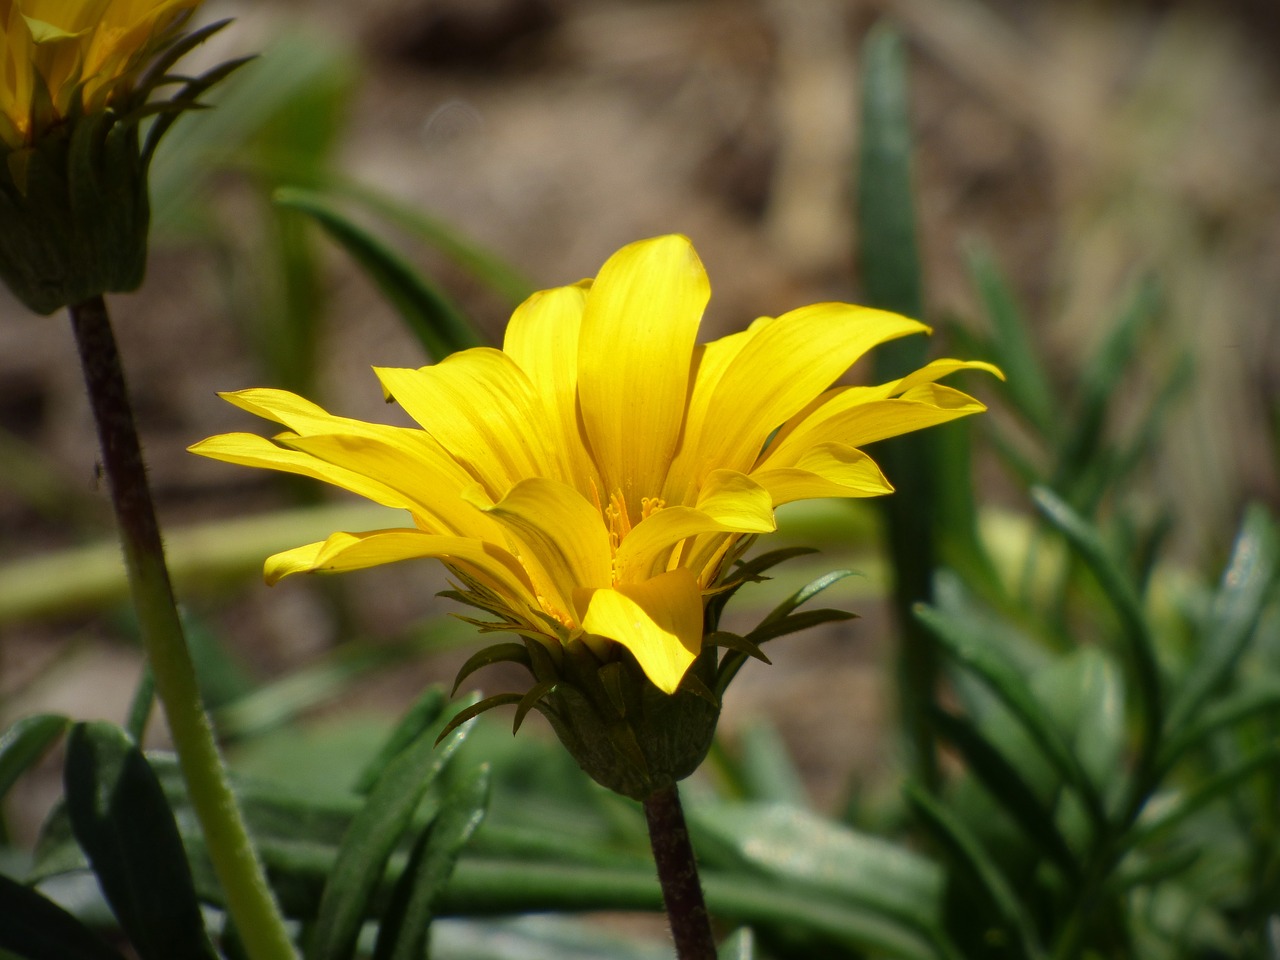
<box><xmin>604</xmin><ymin>492</ymin><xmax>668</xmax><ymax>552</ymax></box>
<box><xmin>604</xmin><ymin>491</ymin><xmax>631</xmax><ymax>553</ymax></box>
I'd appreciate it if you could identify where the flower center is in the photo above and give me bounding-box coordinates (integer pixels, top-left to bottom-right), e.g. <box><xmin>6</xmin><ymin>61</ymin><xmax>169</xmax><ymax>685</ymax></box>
<box><xmin>603</xmin><ymin>492</ymin><xmax>665</xmax><ymax>553</ymax></box>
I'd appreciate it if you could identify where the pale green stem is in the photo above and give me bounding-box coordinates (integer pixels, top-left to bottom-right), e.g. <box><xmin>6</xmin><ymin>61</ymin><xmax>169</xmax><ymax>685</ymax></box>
<box><xmin>69</xmin><ymin>296</ymin><xmax>297</xmax><ymax>960</ymax></box>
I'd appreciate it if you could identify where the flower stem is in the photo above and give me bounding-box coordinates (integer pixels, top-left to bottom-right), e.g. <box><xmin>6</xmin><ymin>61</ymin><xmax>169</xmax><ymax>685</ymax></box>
<box><xmin>643</xmin><ymin>784</ymin><xmax>716</xmax><ymax>960</ymax></box>
<box><xmin>68</xmin><ymin>296</ymin><xmax>297</xmax><ymax>960</ymax></box>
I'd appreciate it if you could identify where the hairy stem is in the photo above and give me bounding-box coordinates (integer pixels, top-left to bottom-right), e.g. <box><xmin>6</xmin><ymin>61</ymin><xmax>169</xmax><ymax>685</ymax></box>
<box><xmin>69</xmin><ymin>296</ymin><xmax>297</xmax><ymax>960</ymax></box>
<box><xmin>644</xmin><ymin>784</ymin><xmax>716</xmax><ymax>960</ymax></box>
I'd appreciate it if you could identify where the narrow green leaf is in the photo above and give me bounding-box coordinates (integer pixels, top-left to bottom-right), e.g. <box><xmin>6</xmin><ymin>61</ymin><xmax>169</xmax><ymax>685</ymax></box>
<box><xmin>0</xmin><ymin>872</ymin><xmax>127</xmax><ymax>960</ymax></box>
<box><xmin>64</xmin><ymin>723</ymin><xmax>218</xmax><ymax>960</ymax></box>
<box><xmin>931</xmin><ymin>709</ymin><xmax>1080</xmax><ymax>881</ymax></box>
<box><xmin>734</xmin><ymin>721</ymin><xmax>808</xmax><ymax>808</ymax></box>
<box><xmin>1056</xmin><ymin>277</ymin><xmax>1160</xmax><ymax>489</ymax></box>
<box><xmin>1166</xmin><ymin>505</ymin><xmax>1279</xmax><ymax>736</ymax></box>
<box><xmin>353</xmin><ymin>687</ymin><xmax>448</xmax><ymax>795</ymax></box>
<box><xmin>691</xmin><ymin>801</ymin><xmax>943</xmax><ymax>929</ymax></box>
<box><xmin>329</xmin><ymin>178</ymin><xmax>536</xmax><ymax>305</ymax></box>
<box><xmin>963</xmin><ymin>243</ymin><xmax>1055</xmax><ymax>437</ymax></box>
<box><xmin>275</xmin><ymin>187</ymin><xmax>484</xmax><ymax>359</ymax></box>
<box><xmin>856</xmin><ymin>20</ymin><xmax>939</xmax><ymax>790</ymax></box>
<box><xmin>0</xmin><ymin>714</ymin><xmax>69</xmax><ymax>802</ymax></box>
<box><xmin>1158</xmin><ymin>679</ymin><xmax>1280</xmax><ymax>776</ymax></box>
<box><xmin>1032</xmin><ymin>487</ymin><xmax>1163</xmax><ymax>765</ymax></box>
<box><xmin>704</xmin><ymin>547</ymin><xmax>819</xmax><ymax>626</ymax></box>
<box><xmin>717</xmin><ymin>570</ymin><xmax>858</xmax><ymax>693</ymax></box>
<box><xmin>372</xmin><ymin>764</ymin><xmax>491</xmax><ymax>960</ymax></box>
<box><xmin>705</xmin><ymin>631</ymin><xmax>771</xmax><ymax>664</ymax></box>
<box><xmin>307</xmin><ymin>707</ymin><xmax>476</xmax><ymax>960</ymax></box>
<box><xmin>857</xmin><ymin>22</ymin><xmax>922</xmax><ymax>323</ymax></box>
<box><xmin>748</xmin><ymin>608</ymin><xmax>855</xmax><ymax>644</ymax></box>
<box><xmin>915</xmin><ymin>604</ymin><xmax>1106</xmax><ymax>826</ymax></box>
<box><xmin>905</xmin><ymin>784</ymin><xmax>1045</xmax><ymax>960</ymax></box>
<box><xmin>1129</xmin><ymin>744</ymin><xmax>1280</xmax><ymax>851</ymax></box>
<box><xmin>755</xmin><ymin>569</ymin><xmax>860</xmax><ymax>631</ymax></box>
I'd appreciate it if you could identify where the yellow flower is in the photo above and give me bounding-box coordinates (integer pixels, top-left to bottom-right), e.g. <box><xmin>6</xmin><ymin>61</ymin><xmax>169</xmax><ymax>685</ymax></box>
<box><xmin>0</xmin><ymin>0</ymin><xmax>201</xmax><ymax>148</ymax></box>
<box><xmin>191</xmin><ymin>235</ymin><xmax>1000</xmax><ymax>696</ymax></box>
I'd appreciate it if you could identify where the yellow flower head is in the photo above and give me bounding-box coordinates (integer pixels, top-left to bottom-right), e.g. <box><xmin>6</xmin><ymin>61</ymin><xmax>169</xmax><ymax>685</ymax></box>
<box><xmin>192</xmin><ymin>235</ymin><xmax>1000</xmax><ymax>696</ymax></box>
<box><xmin>0</xmin><ymin>0</ymin><xmax>201</xmax><ymax>147</ymax></box>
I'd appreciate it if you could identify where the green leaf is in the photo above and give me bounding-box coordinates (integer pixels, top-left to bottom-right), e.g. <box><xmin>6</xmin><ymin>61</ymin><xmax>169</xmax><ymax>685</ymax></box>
<box><xmin>275</xmin><ymin>187</ymin><xmax>484</xmax><ymax>359</ymax></box>
<box><xmin>307</xmin><ymin>706</ymin><xmax>476</xmax><ymax>960</ymax></box>
<box><xmin>704</xmin><ymin>547</ymin><xmax>819</xmax><ymax>628</ymax></box>
<box><xmin>1158</xmin><ymin>678</ymin><xmax>1280</xmax><ymax>776</ymax></box>
<box><xmin>64</xmin><ymin>723</ymin><xmax>218</xmax><ymax>960</ymax></box>
<box><xmin>717</xmin><ymin>927</ymin><xmax>756</xmax><ymax>960</ymax></box>
<box><xmin>354</xmin><ymin>687</ymin><xmax>449</xmax><ymax>795</ymax></box>
<box><xmin>1056</xmin><ymin>277</ymin><xmax>1160</xmax><ymax>491</ymax></box>
<box><xmin>0</xmin><ymin>714</ymin><xmax>69</xmax><ymax>802</ymax></box>
<box><xmin>0</xmin><ymin>872</ymin><xmax>127</xmax><ymax>960</ymax></box>
<box><xmin>1129</xmin><ymin>743</ymin><xmax>1280</xmax><ymax>851</ymax></box>
<box><xmin>1032</xmin><ymin>647</ymin><xmax>1125</xmax><ymax>813</ymax></box>
<box><xmin>372</xmin><ymin>764</ymin><xmax>491</xmax><ymax>960</ymax></box>
<box><xmin>733</xmin><ymin>720</ymin><xmax>808</xmax><ymax>807</ymax></box>
<box><xmin>1166</xmin><ymin>505</ymin><xmax>1279</xmax><ymax>736</ymax></box>
<box><xmin>716</xmin><ymin>569</ymin><xmax>859</xmax><ymax>695</ymax></box>
<box><xmin>857</xmin><ymin>22</ymin><xmax>923</xmax><ymax>324</ymax></box>
<box><xmin>856</xmin><ymin>20</ymin><xmax>941</xmax><ymax>791</ymax></box>
<box><xmin>916</xmin><ymin>604</ymin><xmax>1107</xmax><ymax>826</ymax></box>
<box><xmin>931</xmin><ymin>709</ymin><xmax>1081</xmax><ymax>881</ymax></box>
<box><xmin>755</xmin><ymin>569</ymin><xmax>861</xmax><ymax>632</ymax></box>
<box><xmin>328</xmin><ymin>179</ymin><xmax>536</xmax><ymax>305</ymax></box>
<box><xmin>1032</xmin><ymin>487</ymin><xmax>1163</xmax><ymax>766</ymax></box>
<box><xmin>963</xmin><ymin>243</ymin><xmax>1055</xmax><ymax>438</ymax></box>
<box><xmin>906</xmin><ymin>784</ymin><xmax>1046</xmax><ymax>960</ymax></box>
<box><xmin>691</xmin><ymin>801</ymin><xmax>943</xmax><ymax>929</ymax></box>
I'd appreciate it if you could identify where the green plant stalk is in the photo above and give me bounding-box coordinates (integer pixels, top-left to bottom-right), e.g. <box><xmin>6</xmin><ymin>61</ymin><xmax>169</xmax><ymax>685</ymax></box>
<box><xmin>68</xmin><ymin>296</ymin><xmax>297</xmax><ymax>960</ymax></box>
<box><xmin>643</xmin><ymin>785</ymin><xmax>716</xmax><ymax>960</ymax></box>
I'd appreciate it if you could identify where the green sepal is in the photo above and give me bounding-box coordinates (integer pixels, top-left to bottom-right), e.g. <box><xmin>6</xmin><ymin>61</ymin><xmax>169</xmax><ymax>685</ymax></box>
<box><xmin>535</xmin><ymin>643</ymin><xmax>721</xmax><ymax>800</ymax></box>
<box><xmin>705</xmin><ymin>631</ymin><xmax>772</xmax><ymax>665</ymax></box>
<box><xmin>434</xmin><ymin>693</ymin><xmax>523</xmax><ymax>745</ymax></box>
<box><xmin>450</xmin><ymin>641</ymin><xmax>533</xmax><ymax>695</ymax></box>
<box><xmin>513</xmin><ymin>680</ymin><xmax>558</xmax><ymax>734</ymax></box>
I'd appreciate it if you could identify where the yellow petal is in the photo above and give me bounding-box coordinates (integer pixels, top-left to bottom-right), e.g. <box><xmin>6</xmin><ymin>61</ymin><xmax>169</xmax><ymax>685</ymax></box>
<box><xmin>280</xmin><ymin>432</ymin><xmax>498</xmax><ymax>539</ymax></box>
<box><xmin>763</xmin><ymin>383</ymin><xmax>987</xmax><ymax>469</ymax></box>
<box><xmin>375</xmin><ymin>349</ymin><xmax>555</xmax><ymax>499</ymax></box>
<box><xmin>580</xmin><ymin>568</ymin><xmax>703</xmax><ymax>694</ymax></box>
<box><xmin>219</xmin><ymin>387</ymin><xmax>385</xmax><ymax>438</ymax></box>
<box><xmin>691</xmin><ymin>303</ymin><xmax>928</xmax><ymax>477</ymax></box>
<box><xmin>577</xmin><ymin>235</ymin><xmax>708</xmax><ymax>518</ymax></box>
<box><xmin>501</xmin><ymin>282</ymin><xmax>599</xmax><ymax>494</ymax></box>
<box><xmin>663</xmin><ymin>328</ymin><xmax>755</xmax><ymax>506</ymax></box>
<box><xmin>468</xmin><ymin>477</ymin><xmax>613</xmax><ymax>625</ymax></box>
<box><xmin>263</xmin><ymin>529</ymin><xmax>536</xmax><ymax>609</ymax></box>
<box><xmin>613</xmin><ymin>471</ymin><xmax>773</xmax><ymax>582</ymax></box>
<box><xmin>752</xmin><ymin>443</ymin><xmax>894</xmax><ymax>506</ymax></box>
<box><xmin>695</xmin><ymin>469</ymin><xmax>778</xmax><ymax>531</ymax></box>
<box><xmin>188</xmin><ymin>433</ymin><xmax>416</xmax><ymax>512</ymax></box>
